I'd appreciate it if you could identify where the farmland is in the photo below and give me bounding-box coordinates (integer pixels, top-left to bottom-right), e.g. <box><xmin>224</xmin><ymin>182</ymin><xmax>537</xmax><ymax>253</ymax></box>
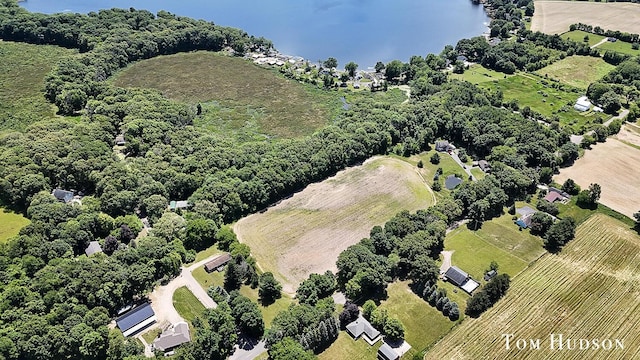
<box><xmin>112</xmin><ymin>51</ymin><xmax>340</xmax><ymax>139</ymax></box>
<box><xmin>555</xmin><ymin>137</ymin><xmax>640</xmax><ymax>219</ymax></box>
<box><xmin>536</xmin><ymin>56</ymin><xmax>615</xmax><ymax>89</ymax></box>
<box><xmin>425</xmin><ymin>214</ymin><xmax>640</xmax><ymax>359</ymax></box>
<box><xmin>234</xmin><ymin>156</ymin><xmax>434</xmax><ymax>294</ymax></box>
<box><xmin>0</xmin><ymin>41</ymin><xmax>75</xmax><ymax>131</ymax></box>
<box><xmin>0</xmin><ymin>208</ymin><xmax>30</xmax><ymax>243</ymax></box>
<box><xmin>532</xmin><ymin>1</ymin><xmax>640</xmax><ymax>35</ymax></box>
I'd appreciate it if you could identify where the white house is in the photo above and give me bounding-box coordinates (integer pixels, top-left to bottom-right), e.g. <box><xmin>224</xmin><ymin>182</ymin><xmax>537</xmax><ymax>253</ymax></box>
<box><xmin>574</xmin><ymin>96</ymin><xmax>591</xmax><ymax>112</ymax></box>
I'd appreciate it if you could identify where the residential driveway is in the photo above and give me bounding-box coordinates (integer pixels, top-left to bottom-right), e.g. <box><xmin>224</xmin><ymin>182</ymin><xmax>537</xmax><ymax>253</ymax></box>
<box><xmin>440</xmin><ymin>251</ymin><xmax>454</xmax><ymax>275</ymax></box>
<box><xmin>448</xmin><ymin>152</ymin><xmax>475</xmax><ymax>181</ymax></box>
<box><xmin>229</xmin><ymin>340</ymin><xmax>267</xmax><ymax>360</ymax></box>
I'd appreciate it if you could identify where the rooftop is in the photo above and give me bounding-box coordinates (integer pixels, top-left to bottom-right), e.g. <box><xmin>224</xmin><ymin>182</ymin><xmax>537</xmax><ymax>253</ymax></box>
<box><xmin>152</xmin><ymin>322</ymin><xmax>191</xmax><ymax>352</ymax></box>
<box><xmin>85</xmin><ymin>241</ymin><xmax>103</xmax><ymax>256</ymax></box>
<box><xmin>116</xmin><ymin>303</ymin><xmax>156</xmax><ymax>336</ymax></box>
<box><xmin>346</xmin><ymin>316</ymin><xmax>381</xmax><ymax>344</ymax></box>
<box><xmin>444</xmin><ymin>266</ymin><xmax>469</xmax><ymax>287</ymax></box>
<box><xmin>204</xmin><ymin>253</ymin><xmax>232</xmax><ymax>272</ymax></box>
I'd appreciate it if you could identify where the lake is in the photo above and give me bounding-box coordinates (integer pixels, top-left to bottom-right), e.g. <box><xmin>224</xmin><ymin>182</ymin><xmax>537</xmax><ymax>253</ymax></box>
<box><xmin>20</xmin><ymin>0</ymin><xmax>489</xmax><ymax>68</ymax></box>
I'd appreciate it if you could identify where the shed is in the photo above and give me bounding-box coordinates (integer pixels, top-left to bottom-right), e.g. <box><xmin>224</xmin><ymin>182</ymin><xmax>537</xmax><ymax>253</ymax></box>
<box><xmin>114</xmin><ymin>134</ymin><xmax>125</xmax><ymax>146</ymax></box>
<box><xmin>204</xmin><ymin>253</ymin><xmax>232</xmax><ymax>273</ymax></box>
<box><xmin>484</xmin><ymin>269</ymin><xmax>497</xmax><ymax>281</ymax></box>
<box><xmin>116</xmin><ymin>303</ymin><xmax>156</xmax><ymax>337</ymax></box>
<box><xmin>152</xmin><ymin>322</ymin><xmax>191</xmax><ymax>352</ymax></box>
<box><xmin>52</xmin><ymin>189</ymin><xmax>74</xmax><ymax>203</ymax></box>
<box><xmin>346</xmin><ymin>316</ymin><xmax>381</xmax><ymax>344</ymax></box>
<box><xmin>444</xmin><ymin>266</ymin><xmax>469</xmax><ymax>287</ymax></box>
<box><xmin>378</xmin><ymin>343</ymin><xmax>399</xmax><ymax>360</ymax></box>
<box><xmin>85</xmin><ymin>241</ymin><xmax>103</xmax><ymax>256</ymax></box>
<box><xmin>169</xmin><ymin>200</ymin><xmax>191</xmax><ymax>211</ymax></box>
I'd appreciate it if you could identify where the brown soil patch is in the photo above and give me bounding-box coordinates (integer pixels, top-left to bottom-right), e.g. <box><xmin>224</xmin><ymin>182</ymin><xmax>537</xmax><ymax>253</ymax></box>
<box><xmin>555</xmin><ymin>137</ymin><xmax>640</xmax><ymax>219</ymax></box>
<box><xmin>234</xmin><ymin>156</ymin><xmax>434</xmax><ymax>294</ymax></box>
<box><xmin>532</xmin><ymin>1</ymin><xmax>640</xmax><ymax>35</ymax></box>
<box><xmin>617</xmin><ymin>123</ymin><xmax>640</xmax><ymax>148</ymax></box>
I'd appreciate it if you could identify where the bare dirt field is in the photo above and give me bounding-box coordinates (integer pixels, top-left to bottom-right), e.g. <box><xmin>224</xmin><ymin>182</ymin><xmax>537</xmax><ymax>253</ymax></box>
<box><xmin>617</xmin><ymin>123</ymin><xmax>640</xmax><ymax>148</ymax></box>
<box><xmin>532</xmin><ymin>1</ymin><xmax>640</xmax><ymax>35</ymax></box>
<box><xmin>234</xmin><ymin>156</ymin><xmax>434</xmax><ymax>294</ymax></box>
<box><xmin>555</xmin><ymin>136</ymin><xmax>640</xmax><ymax>219</ymax></box>
<box><xmin>425</xmin><ymin>214</ymin><xmax>640</xmax><ymax>360</ymax></box>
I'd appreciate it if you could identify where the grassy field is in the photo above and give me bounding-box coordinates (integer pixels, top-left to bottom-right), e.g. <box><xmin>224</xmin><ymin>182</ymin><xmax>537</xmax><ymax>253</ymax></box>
<box><xmin>532</xmin><ymin>1</ymin><xmax>640</xmax><ymax>35</ymax></box>
<box><xmin>112</xmin><ymin>52</ymin><xmax>340</xmax><ymax>139</ymax></box>
<box><xmin>425</xmin><ymin>214</ymin><xmax>640</xmax><ymax>359</ymax></box>
<box><xmin>561</xmin><ymin>30</ymin><xmax>606</xmax><ymax>47</ymax></box>
<box><xmin>234</xmin><ymin>156</ymin><xmax>434</xmax><ymax>294</ymax></box>
<box><xmin>318</xmin><ymin>331</ymin><xmax>382</xmax><ymax>360</ymax></box>
<box><xmin>0</xmin><ymin>41</ymin><xmax>75</xmax><ymax>131</ymax></box>
<box><xmin>449</xmin><ymin>64</ymin><xmax>513</xmax><ymax>85</ymax></box>
<box><xmin>536</xmin><ymin>56</ymin><xmax>615</xmax><ymax>89</ymax></box>
<box><xmin>172</xmin><ymin>286</ymin><xmax>206</xmax><ymax>324</ymax></box>
<box><xmin>445</xmin><ymin>213</ymin><xmax>545</xmax><ymax>281</ymax></box>
<box><xmin>478</xmin><ymin>73</ymin><xmax>601</xmax><ymax>133</ymax></box>
<box><xmin>598</xmin><ymin>39</ymin><xmax>640</xmax><ymax>56</ymax></box>
<box><xmin>0</xmin><ymin>208</ymin><xmax>30</xmax><ymax>243</ymax></box>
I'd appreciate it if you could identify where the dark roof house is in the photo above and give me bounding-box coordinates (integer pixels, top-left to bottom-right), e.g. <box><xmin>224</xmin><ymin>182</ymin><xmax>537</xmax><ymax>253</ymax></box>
<box><xmin>204</xmin><ymin>253</ymin><xmax>232</xmax><ymax>273</ymax></box>
<box><xmin>152</xmin><ymin>322</ymin><xmax>191</xmax><ymax>352</ymax></box>
<box><xmin>116</xmin><ymin>303</ymin><xmax>156</xmax><ymax>337</ymax></box>
<box><xmin>85</xmin><ymin>241</ymin><xmax>103</xmax><ymax>256</ymax></box>
<box><xmin>435</xmin><ymin>140</ymin><xmax>455</xmax><ymax>152</ymax></box>
<box><xmin>378</xmin><ymin>343</ymin><xmax>400</xmax><ymax>360</ymax></box>
<box><xmin>478</xmin><ymin>160</ymin><xmax>491</xmax><ymax>172</ymax></box>
<box><xmin>444</xmin><ymin>266</ymin><xmax>469</xmax><ymax>287</ymax></box>
<box><xmin>52</xmin><ymin>189</ymin><xmax>74</xmax><ymax>203</ymax></box>
<box><xmin>346</xmin><ymin>316</ymin><xmax>381</xmax><ymax>344</ymax></box>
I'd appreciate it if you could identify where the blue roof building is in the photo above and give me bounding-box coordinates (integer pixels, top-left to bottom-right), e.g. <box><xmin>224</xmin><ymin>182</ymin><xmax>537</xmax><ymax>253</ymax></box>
<box><xmin>116</xmin><ymin>302</ymin><xmax>156</xmax><ymax>337</ymax></box>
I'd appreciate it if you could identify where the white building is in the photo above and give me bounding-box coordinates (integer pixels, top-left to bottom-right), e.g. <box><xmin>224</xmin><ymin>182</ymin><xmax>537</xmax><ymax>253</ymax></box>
<box><xmin>574</xmin><ymin>96</ymin><xmax>591</xmax><ymax>112</ymax></box>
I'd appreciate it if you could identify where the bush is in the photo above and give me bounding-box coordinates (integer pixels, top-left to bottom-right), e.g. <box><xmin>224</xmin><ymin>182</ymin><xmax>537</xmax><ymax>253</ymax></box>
<box><xmin>430</xmin><ymin>152</ymin><xmax>440</xmax><ymax>165</ymax></box>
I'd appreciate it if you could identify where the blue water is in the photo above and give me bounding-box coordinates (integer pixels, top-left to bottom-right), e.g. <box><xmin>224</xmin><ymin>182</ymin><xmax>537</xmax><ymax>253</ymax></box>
<box><xmin>20</xmin><ymin>0</ymin><xmax>489</xmax><ymax>68</ymax></box>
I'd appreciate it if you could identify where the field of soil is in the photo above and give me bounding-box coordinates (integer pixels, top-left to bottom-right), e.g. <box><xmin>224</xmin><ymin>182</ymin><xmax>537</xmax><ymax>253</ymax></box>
<box><xmin>555</xmin><ymin>136</ymin><xmax>640</xmax><ymax>219</ymax></box>
<box><xmin>234</xmin><ymin>156</ymin><xmax>434</xmax><ymax>294</ymax></box>
<box><xmin>532</xmin><ymin>1</ymin><xmax>640</xmax><ymax>35</ymax></box>
<box><xmin>425</xmin><ymin>214</ymin><xmax>640</xmax><ymax>359</ymax></box>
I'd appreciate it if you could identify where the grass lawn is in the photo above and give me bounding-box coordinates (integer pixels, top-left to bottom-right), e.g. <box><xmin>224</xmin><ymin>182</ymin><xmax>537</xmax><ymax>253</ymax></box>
<box><xmin>112</xmin><ymin>51</ymin><xmax>341</xmax><ymax>139</ymax></box>
<box><xmin>141</xmin><ymin>328</ymin><xmax>161</xmax><ymax>345</ymax></box>
<box><xmin>172</xmin><ymin>286</ymin><xmax>206</xmax><ymax>324</ymax></box>
<box><xmin>192</xmin><ymin>266</ymin><xmax>224</xmax><ymax>290</ymax></box>
<box><xmin>0</xmin><ymin>208</ymin><xmax>30</xmax><ymax>243</ymax></box>
<box><xmin>536</xmin><ymin>56</ymin><xmax>615</xmax><ymax>89</ymax></box>
<box><xmin>478</xmin><ymin>72</ymin><xmax>601</xmax><ymax>133</ymax></box>
<box><xmin>561</xmin><ymin>30</ymin><xmax>606</xmax><ymax>47</ymax></box>
<box><xmin>597</xmin><ymin>39</ymin><xmax>640</xmax><ymax>56</ymax></box>
<box><xmin>378</xmin><ymin>281</ymin><xmax>458</xmax><ymax>358</ymax></box>
<box><xmin>470</xmin><ymin>167</ymin><xmax>485</xmax><ymax>180</ymax></box>
<box><xmin>318</xmin><ymin>331</ymin><xmax>381</xmax><ymax>360</ymax></box>
<box><xmin>445</xmin><ymin>213</ymin><xmax>545</xmax><ymax>281</ymax></box>
<box><xmin>449</xmin><ymin>64</ymin><xmax>512</xmax><ymax>85</ymax></box>
<box><xmin>0</xmin><ymin>41</ymin><xmax>76</xmax><ymax>131</ymax></box>
<box><xmin>238</xmin><ymin>285</ymin><xmax>294</xmax><ymax>328</ymax></box>
<box><xmin>190</xmin><ymin>244</ymin><xmax>224</xmax><ymax>265</ymax></box>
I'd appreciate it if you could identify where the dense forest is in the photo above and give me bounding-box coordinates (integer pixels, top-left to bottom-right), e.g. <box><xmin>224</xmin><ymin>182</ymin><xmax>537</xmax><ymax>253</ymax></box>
<box><xmin>0</xmin><ymin>0</ymin><xmax>636</xmax><ymax>358</ymax></box>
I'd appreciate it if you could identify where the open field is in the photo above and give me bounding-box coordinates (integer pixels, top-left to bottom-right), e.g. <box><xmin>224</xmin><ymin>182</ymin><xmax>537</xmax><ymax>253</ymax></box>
<box><xmin>0</xmin><ymin>208</ymin><xmax>30</xmax><ymax>243</ymax></box>
<box><xmin>561</xmin><ymin>30</ymin><xmax>640</xmax><ymax>56</ymax></box>
<box><xmin>234</xmin><ymin>156</ymin><xmax>434</xmax><ymax>294</ymax></box>
<box><xmin>445</xmin><ymin>213</ymin><xmax>545</xmax><ymax>281</ymax></box>
<box><xmin>318</xmin><ymin>331</ymin><xmax>381</xmax><ymax>360</ymax></box>
<box><xmin>478</xmin><ymin>73</ymin><xmax>600</xmax><ymax>133</ymax></box>
<box><xmin>555</xmin><ymin>137</ymin><xmax>640</xmax><ymax>219</ymax></box>
<box><xmin>425</xmin><ymin>214</ymin><xmax>640</xmax><ymax>359</ymax></box>
<box><xmin>536</xmin><ymin>56</ymin><xmax>615</xmax><ymax>89</ymax></box>
<box><xmin>561</xmin><ymin>30</ymin><xmax>606</xmax><ymax>47</ymax></box>
<box><xmin>172</xmin><ymin>286</ymin><xmax>206</xmax><ymax>324</ymax></box>
<box><xmin>0</xmin><ymin>41</ymin><xmax>75</xmax><ymax>131</ymax></box>
<box><xmin>532</xmin><ymin>1</ymin><xmax>640</xmax><ymax>35</ymax></box>
<box><xmin>112</xmin><ymin>52</ymin><xmax>340</xmax><ymax>139</ymax></box>
<box><xmin>449</xmin><ymin>64</ymin><xmax>512</xmax><ymax>85</ymax></box>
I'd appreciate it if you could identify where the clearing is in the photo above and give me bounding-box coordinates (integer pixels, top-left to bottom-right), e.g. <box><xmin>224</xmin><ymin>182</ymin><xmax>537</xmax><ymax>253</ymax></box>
<box><xmin>536</xmin><ymin>56</ymin><xmax>615</xmax><ymax>89</ymax></box>
<box><xmin>111</xmin><ymin>51</ymin><xmax>339</xmax><ymax>139</ymax></box>
<box><xmin>555</xmin><ymin>137</ymin><xmax>640</xmax><ymax>219</ymax></box>
<box><xmin>449</xmin><ymin>64</ymin><xmax>512</xmax><ymax>85</ymax></box>
<box><xmin>425</xmin><ymin>214</ymin><xmax>640</xmax><ymax>359</ymax></box>
<box><xmin>0</xmin><ymin>41</ymin><xmax>75</xmax><ymax>131</ymax></box>
<box><xmin>0</xmin><ymin>208</ymin><xmax>30</xmax><ymax>243</ymax></box>
<box><xmin>532</xmin><ymin>1</ymin><xmax>640</xmax><ymax>35</ymax></box>
<box><xmin>234</xmin><ymin>156</ymin><xmax>434</xmax><ymax>294</ymax></box>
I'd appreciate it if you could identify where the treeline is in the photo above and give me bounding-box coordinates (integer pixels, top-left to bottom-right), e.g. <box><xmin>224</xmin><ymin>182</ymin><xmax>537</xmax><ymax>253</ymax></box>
<box><xmin>465</xmin><ymin>273</ymin><xmax>510</xmax><ymax>317</ymax></box>
<box><xmin>570</xmin><ymin>23</ymin><xmax>640</xmax><ymax>44</ymax></box>
<box><xmin>482</xmin><ymin>0</ymin><xmax>535</xmax><ymax>38</ymax></box>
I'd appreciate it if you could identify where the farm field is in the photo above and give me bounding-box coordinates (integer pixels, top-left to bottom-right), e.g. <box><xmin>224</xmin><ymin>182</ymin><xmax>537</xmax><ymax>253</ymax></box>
<box><xmin>478</xmin><ymin>73</ymin><xmax>598</xmax><ymax>132</ymax></box>
<box><xmin>0</xmin><ymin>208</ymin><xmax>30</xmax><ymax>243</ymax></box>
<box><xmin>234</xmin><ymin>156</ymin><xmax>434</xmax><ymax>294</ymax></box>
<box><xmin>425</xmin><ymin>214</ymin><xmax>640</xmax><ymax>359</ymax></box>
<box><xmin>445</xmin><ymin>213</ymin><xmax>545</xmax><ymax>281</ymax></box>
<box><xmin>532</xmin><ymin>1</ymin><xmax>640</xmax><ymax>35</ymax></box>
<box><xmin>112</xmin><ymin>51</ymin><xmax>340</xmax><ymax>139</ymax></box>
<box><xmin>555</xmin><ymin>137</ymin><xmax>640</xmax><ymax>219</ymax></box>
<box><xmin>0</xmin><ymin>41</ymin><xmax>75</xmax><ymax>131</ymax></box>
<box><xmin>536</xmin><ymin>56</ymin><xmax>615</xmax><ymax>89</ymax></box>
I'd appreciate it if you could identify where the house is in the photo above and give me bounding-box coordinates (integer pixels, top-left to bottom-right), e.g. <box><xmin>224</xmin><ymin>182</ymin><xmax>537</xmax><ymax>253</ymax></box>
<box><xmin>608</xmin><ymin>37</ymin><xmax>618</xmax><ymax>42</ymax></box>
<box><xmin>114</xmin><ymin>134</ymin><xmax>125</xmax><ymax>146</ymax></box>
<box><xmin>435</xmin><ymin>140</ymin><xmax>455</xmax><ymax>152</ymax></box>
<box><xmin>378</xmin><ymin>343</ymin><xmax>399</xmax><ymax>360</ymax></box>
<box><xmin>516</xmin><ymin>212</ymin><xmax>534</xmax><ymax>229</ymax></box>
<box><xmin>346</xmin><ymin>316</ymin><xmax>381</xmax><ymax>344</ymax></box>
<box><xmin>478</xmin><ymin>160</ymin><xmax>491</xmax><ymax>173</ymax></box>
<box><xmin>204</xmin><ymin>253</ymin><xmax>232</xmax><ymax>273</ymax></box>
<box><xmin>456</xmin><ymin>55</ymin><xmax>468</xmax><ymax>62</ymax></box>
<box><xmin>85</xmin><ymin>241</ymin><xmax>103</xmax><ymax>256</ymax></box>
<box><xmin>574</xmin><ymin>96</ymin><xmax>591</xmax><ymax>112</ymax></box>
<box><xmin>484</xmin><ymin>269</ymin><xmax>497</xmax><ymax>281</ymax></box>
<box><xmin>152</xmin><ymin>322</ymin><xmax>191</xmax><ymax>352</ymax></box>
<box><xmin>444</xmin><ymin>266</ymin><xmax>480</xmax><ymax>294</ymax></box>
<box><xmin>52</xmin><ymin>189</ymin><xmax>74</xmax><ymax>203</ymax></box>
<box><xmin>544</xmin><ymin>187</ymin><xmax>570</xmax><ymax>203</ymax></box>
<box><xmin>116</xmin><ymin>302</ymin><xmax>156</xmax><ymax>337</ymax></box>
<box><xmin>168</xmin><ymin>200</ymin><xmax>191</xmax><ymax>211</ymax></box>
<box><xmin>445</xmin><ymin>175</ymin><xmax>462</xmax><ymax>190</ymax></box>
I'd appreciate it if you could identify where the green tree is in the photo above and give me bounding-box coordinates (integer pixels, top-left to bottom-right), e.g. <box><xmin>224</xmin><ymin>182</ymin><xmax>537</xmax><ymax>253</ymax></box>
<box><xmin>142</xmin><ymin>194</ymin><xmax>167</xmax><ymax>225</ymax></box>
<box><xmin>383</xmin><ymin>317</ymin><xmax>405</xmax><ymax>343</ymax></box>
<box><xmin>430</xmin><ymin>152</ymin><xmax>440</xmax><ymax>164</ymax></box>
<box><xmin>544</xmin><ymin>217</ymin><xmax>576</xmax><ymax>252</ymax></box>
<box><xmin>268</xmin><ymin>337</ymin><xmax>315</xmax><ymax>360</ymax></box>
<box><xmin>561</xmin><ymin>178</ymin><xmax>581</xmax><ymax>195</ymax></box>
<box><xmin>362</xmin><ymin>300</ymin><xmax>377</xmax><ymax>320</ymax></box>
<box><xmin>229</xmin><ymin>292</ymin><xmax>264</xmax><ymax>338</ymax></box>
<box><xmin>374</xmin><ymin>61</ymin><xmax>385</xmax><ymax>73</ymax></box>
<box><xmin>324</xmin><ymin>57</ymin><xmax>338</xmax><ymax>69</ymax></box>
<box><xmin>385</xmin><ymin>60</ymin><xmax>404</xmax><ymax>82</ymax></box>
<box><xmin>258</xmin><ymin>272</ymin><xmax>282</xmax><ymax>305</ymax></box>
<box><xmin>185</xmin><ymin>218</ymin><xmax>218</xmax><ymax>251</ymax></box>
<box><xmin>344</xmin><ymin>62</ymin><xmax>358</xmax><ymax>78</ymax></box>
